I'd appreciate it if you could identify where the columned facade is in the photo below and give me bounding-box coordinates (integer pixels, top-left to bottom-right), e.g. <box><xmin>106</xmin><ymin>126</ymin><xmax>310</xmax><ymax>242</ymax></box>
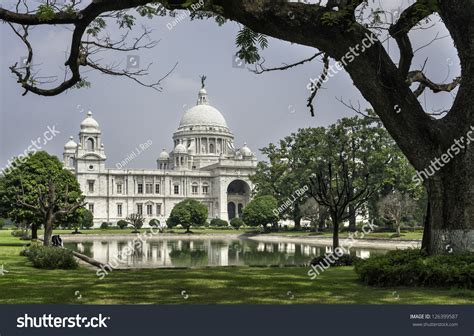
<box><xmin>63</xmin><ymin>86</ymin><xmax>257</xmax><ymax>226</ymax></box>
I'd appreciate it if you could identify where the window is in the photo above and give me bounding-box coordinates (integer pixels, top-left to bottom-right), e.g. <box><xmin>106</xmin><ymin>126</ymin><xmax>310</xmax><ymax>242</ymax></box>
<box><xmin>117</xmin><ymin>204</ymin><xmax>122</xmax><ymax>217</ymax></box>
<box><xmin>192</xmin><ymin>184</ymin><xmax>198</xmax><ymax>195</ymax></box>
<box><xmin>116</xmin><ymin>183</ymin><xmax>123</xmax><ymax>194</ymax></box>
<box><xmin>137</xmin><ymin>203</ymin><xmax>143</xmax><ymax>215</ymax></box>
<box><xmin>147</xmin><ymin>204</ymin><xmax>153</xmax><ymax>216</ymax></box>
<box><xmin>88</xmin><ymin>203</ymin><xmax>94</xmax><ymax>214</ymax></box>
<box><xmin>86</xmin><ymin>138</ymin><xmax>95</xmax><ymax>151</ymax></box>
<box><xmin>137</xmin><ymin>183</ymin><xmax>143</xmax><ymax>194</ymax></box>
<box><xmin>202</xmin><ymin>185</ymin><xmax>209</xmax><ymax>194</ymax></box>
<box><xmin>155</xmin><ymin>184</ymin><xmax>160</xmax><ymax>194</ymax></box>
<box><xmin>88</xmin><ymin>180</ymin><xmax>95</xmax><ymax>193</ymax></box>
<box><xmin>156</xmin><ymin>204</ymin><xmax>162</xmax><ymax>216</ymax></box>
<box><xmin>146</xmin><ymin>183</ymin><xmax>153</xmax><ymax>194</ymax></box>
<box><xmin>174</xmin><ymin>185</ymin><xmax>179</xmax><ymax>195</ymax></box>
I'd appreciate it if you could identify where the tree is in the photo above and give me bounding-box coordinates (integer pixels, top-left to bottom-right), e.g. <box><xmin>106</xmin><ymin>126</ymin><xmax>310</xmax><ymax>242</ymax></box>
<box><xmin>299</xmin><ymin>197</ymin><xmax>324</xmax><ymax>232</ymax></box>
<box><xmin>149</xmin><ymin>218</ymin><xmax>160</xmax><ymax>228</ymax></box>
<box><xmin>377</xmin><ymin>191</ymin><xmax>417</xmax><ymax>237</ymax></box>
<box><xmin>126</xmin><ymin>213</ymin><xmax>144</xmax><ymax>233</ymax></box>
<box><xmin>0</xmin><ymin>151</ymin><xmax>84</xmax><ymax>245</ymax></box>
<box><xmin>81</xmin><ymin>209</ymin><xmax>94</xmax><ymax>229</ymax></box>
<box><xmin>210</xmin><ymin>218</ymin><xmax>228</xmax><ymax>227</ymax></box>
<box><xmin>68</xmin><ymin>207</ymin><xmax>90</xmax><ymax>234</ymax></box>
<box><xmin>309</xmin><ymin>158</ymin><xmax>375</xmax><ymax>249</ymax></box>
<box><xmin>1</xmin><ymin>1</ymin><xmax>471</xmax><ymax>254</ymax></box>
<box><xmin>117</xmin><ymin>219</ymin><xmax>129</xmax><ymax>229</ymax></box>
<box><xmin>167</xmin><ymin>199</ymin><xmax>208</xmax><ymax>233</ymax></box>
<box><xmin>241</xmin><ymin>195</ymin><xmax>279</xmax><ymax>231</ymax></box>
<box><xmin>230</xmin><ymin>218</ymin><xmax>244</xmax><ymax>230</ymax></box>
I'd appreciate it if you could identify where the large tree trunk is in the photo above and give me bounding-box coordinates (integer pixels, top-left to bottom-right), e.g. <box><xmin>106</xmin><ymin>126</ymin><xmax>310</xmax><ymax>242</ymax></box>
<box><xmin>31</xmin><ymin>224</ymin><xmax>38</xmax><ymax>240</ymax></box>
<box><xmin>294</xmin><ymin>216</ymin><xmax>301</xmax><ymax>230</ymax></box>
<box><xmin>43</xmin><ymin>213</ymin><xmax>54</xmax><ymax>246</ymax></box>
<box><xmin>423</xmin><ymin>161</ymin><xmax>474</xmax><ymax>254</ymax></box>
<box><xmin>348</xmin><ymin>204</ymin><xmax>356</xmax><ymax>232</ymax></box>
<box><xmin>330</xmin><ymin>214</ymin><xmax>340</xmax><ymax>249</ymax></box>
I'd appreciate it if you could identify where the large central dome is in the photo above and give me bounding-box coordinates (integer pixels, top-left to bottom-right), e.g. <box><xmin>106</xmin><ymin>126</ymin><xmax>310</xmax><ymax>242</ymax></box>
<box><xmin>178</xmin><ymin>88</ymin><xmax>228</xmax><ymax>128</ymax></box>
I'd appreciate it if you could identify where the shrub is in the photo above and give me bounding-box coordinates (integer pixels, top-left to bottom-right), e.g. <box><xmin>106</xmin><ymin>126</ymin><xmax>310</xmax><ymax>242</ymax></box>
<box><xmin>210</xmin><ymin>218</ymin><xmax>228</xmax><ymax>227</ymax></box>
<box><xmin>167</xmin><ymin>199</ymin><xmax>208</xmax><ymax>233</ymax></box>
<box><xmin>0</xmin><ymin>218</ymin><xmax>5</xmax><ymax>230</ymax></box>
<box><xmin>230</xmin><ymin>218</ymin><xmax>244</xmax><ymax>229</ymax></box>
<box><xmin>81</xmin><ymin>209</ymin><xmax>94</xmax><ymax>229</ymax></box>
<box><xmin>241</xmin><ymin>195</ymin><xmax>279</xmax><ymax>230</ymax></box>
<box><xmin>11</xmin><ymin>229</ymin><xmax>30</xmax><ymax>239</ymax></box>
<box><xmin>100</xmin><ymin>222</ymin><xmax>110</xmax><ymax>229</ymax></box>
<box><xmin>310</xmin><ymin>254</ymin><xmax>361</xmax><ymax>267</ymax></box>
<box><xmin>354</xmin><ymin>249</ymin><xmax>474</xmax><ymax>289</ymax></box>
<box><xmin>149</xmin><ymin>218</ymin><xmax>160</xmax><ymax>227</ymax></box>
<box><xmin>23</xmin><ymin>245</ymin><xmax>78</xmax><ymax>269</ymax></box>
<box><xmin>117</xmin><ymin>220</ymin><xmax>129</xmax><ymax>229</ymax></box>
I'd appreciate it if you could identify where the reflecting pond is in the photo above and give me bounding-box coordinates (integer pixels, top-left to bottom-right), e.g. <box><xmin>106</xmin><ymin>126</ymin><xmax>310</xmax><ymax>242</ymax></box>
<box><xmin>64</xmin><ymin>238</ymin><xmax>387</xmax><ymax>269</ymax></box>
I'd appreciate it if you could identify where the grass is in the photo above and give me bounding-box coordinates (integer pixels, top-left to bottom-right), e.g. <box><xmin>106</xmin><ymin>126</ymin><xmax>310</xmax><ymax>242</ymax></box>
<box><xmin>0</xmin><ymin>231</ymin><xmax>471</xmax><ymax>304</ymax></box>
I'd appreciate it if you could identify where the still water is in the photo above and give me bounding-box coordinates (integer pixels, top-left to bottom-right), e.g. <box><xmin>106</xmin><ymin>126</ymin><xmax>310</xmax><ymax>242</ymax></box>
<box><xmin>64</xmin><ymin>238</ymin><xmax>387</xmax><ymax>269</ymax></box>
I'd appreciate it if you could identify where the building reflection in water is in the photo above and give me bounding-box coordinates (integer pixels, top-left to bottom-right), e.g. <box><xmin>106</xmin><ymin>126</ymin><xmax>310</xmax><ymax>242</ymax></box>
<box><xmin>65</xmin><ymin>238</ymin><xmax>380</xmax><ymax>268</ymax></box>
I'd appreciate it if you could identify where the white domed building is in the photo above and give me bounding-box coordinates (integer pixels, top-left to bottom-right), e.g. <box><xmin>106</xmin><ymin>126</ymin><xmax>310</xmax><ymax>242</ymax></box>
<box><xmin>63</xmin><ymin>86</ymin><xmax>257</xmax><ymax>226</ymax></box>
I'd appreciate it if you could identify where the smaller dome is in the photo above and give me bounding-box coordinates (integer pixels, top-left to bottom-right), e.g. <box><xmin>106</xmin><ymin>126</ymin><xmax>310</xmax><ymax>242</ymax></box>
<box><xmin>64</xmin><ymin>136</ymin><xmax>78</xmax><ymax>150</ymax></box>
<box><xmin>80</xmin><ymin>111</ymin><xmax>100</xmax><ymax>131</ymax></box>
<box><xmin>174</xmin><ymin>143</ymin><xmax>187</xmax><ymax>154</ymax></box>
<box><xmin>240</xmin><ymin>143</ymin><xmax>253</xmax><ymax>157</ymax></box>
<box><xmin>159</xmin><ymin>149</ymin><xmax>170</xmax><ymax>160</ymax></box>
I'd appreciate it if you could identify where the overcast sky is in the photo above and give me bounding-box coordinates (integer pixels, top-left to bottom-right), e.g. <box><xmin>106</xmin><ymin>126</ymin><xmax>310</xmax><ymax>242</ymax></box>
<box><xmin>0</xmin><ymin>0</ymin><xmax>460</xmax><ymax>169</ymax></box>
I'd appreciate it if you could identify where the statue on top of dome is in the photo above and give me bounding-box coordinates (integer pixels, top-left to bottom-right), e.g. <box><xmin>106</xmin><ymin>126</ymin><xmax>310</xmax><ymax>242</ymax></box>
<box><xmin>200</xmin><ymin>75</ymin><xmax>207</xmax><ymax>89</ymax></box>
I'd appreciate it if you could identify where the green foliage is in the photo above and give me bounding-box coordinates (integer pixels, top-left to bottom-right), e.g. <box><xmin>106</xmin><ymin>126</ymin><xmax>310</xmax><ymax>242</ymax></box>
<box><xmin>37</xmin><ymin>5</ymin><xmax>56</xmax><ymax>22</ymax></box>
<box><xmin>167</xmin><ymin>199</ymin><xmax>208</xmax><ymax>232</ymax></box>
<box><xmin>74</xmin><ymin>79</ymin><xmax>91</xmax><ymax>90</ymax></box>
<box><xmin>126</xmin><ymin>213</ymin><xmax>144</xmax><ymax>232</ymax></box>
<box><xmin>0</xmin><ymin>218</ymin><xmax>5</xmax><ymax>230</ymax></box>
<box><xmin>355</xmin><ymin>250</ymin><xmax>474</xmax><ymax>289</ymax></box>
<box><xmin>149</xmin><ymin>218</ymin><xmax>160</xmax><ymax>227</ymax></box>
<box><xmin>230</xmin><ymin>218</ymin><xmax>244</xmax><ymax>230</ymax></box>
<box><xmin>241</xmin><ymin>195</ymin><xmax>278</xmax><ymax>229</ymax></box>
<box><xmin>23</xmin><ymin>245</ymin><xmax>78</xmax><ymax>270</ymax></box>
<box><xmin>252</xmin><ymin>115</ymin><xmax>425</xmax><ymax>226</ymax></box>
<box><xmin>235</xmin><ymin>26</ymin><xmax>268</xmax><ymax>64</ymax></box>
<box><xmin>0</xmin><ymin>151</ymin><xmax>83</xmax><ymax>238</ymax></box>
<box><xmin>210</xmin><ymin>218</ymin><xmax>228</xmax><ymax>227</ymax></box>
<box><xmin>80</xmin><ymin>209</ymin><xmax>94</xmax><ymax>229</ymax></box>
<box><xmin>117</xmin><ymin>220</ymin><xmax>129</xmax><ymax>229</ymax></box>
<box><xmin>86</xmin><ymin>18</ymin><xmax>107</xmax><ymax>37</ymax></box>
<box><xmin>100</xmin><ymin>222</ymin><xmax>110</xmax><ymax>230</ymax></box>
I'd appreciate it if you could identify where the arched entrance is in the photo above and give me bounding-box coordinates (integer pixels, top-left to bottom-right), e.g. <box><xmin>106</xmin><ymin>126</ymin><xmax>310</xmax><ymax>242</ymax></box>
<box><xmin>227</xmin><ymin>180</ymin><xmax>251</xmax><ymax>220</ymax></box>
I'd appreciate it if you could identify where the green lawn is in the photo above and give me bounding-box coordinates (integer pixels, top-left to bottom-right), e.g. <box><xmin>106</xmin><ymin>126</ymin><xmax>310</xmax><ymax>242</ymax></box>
<box><xmin>0</xmin><ymin>231</ymin><xmax>471</xmax><ymax>304</ymax></box>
